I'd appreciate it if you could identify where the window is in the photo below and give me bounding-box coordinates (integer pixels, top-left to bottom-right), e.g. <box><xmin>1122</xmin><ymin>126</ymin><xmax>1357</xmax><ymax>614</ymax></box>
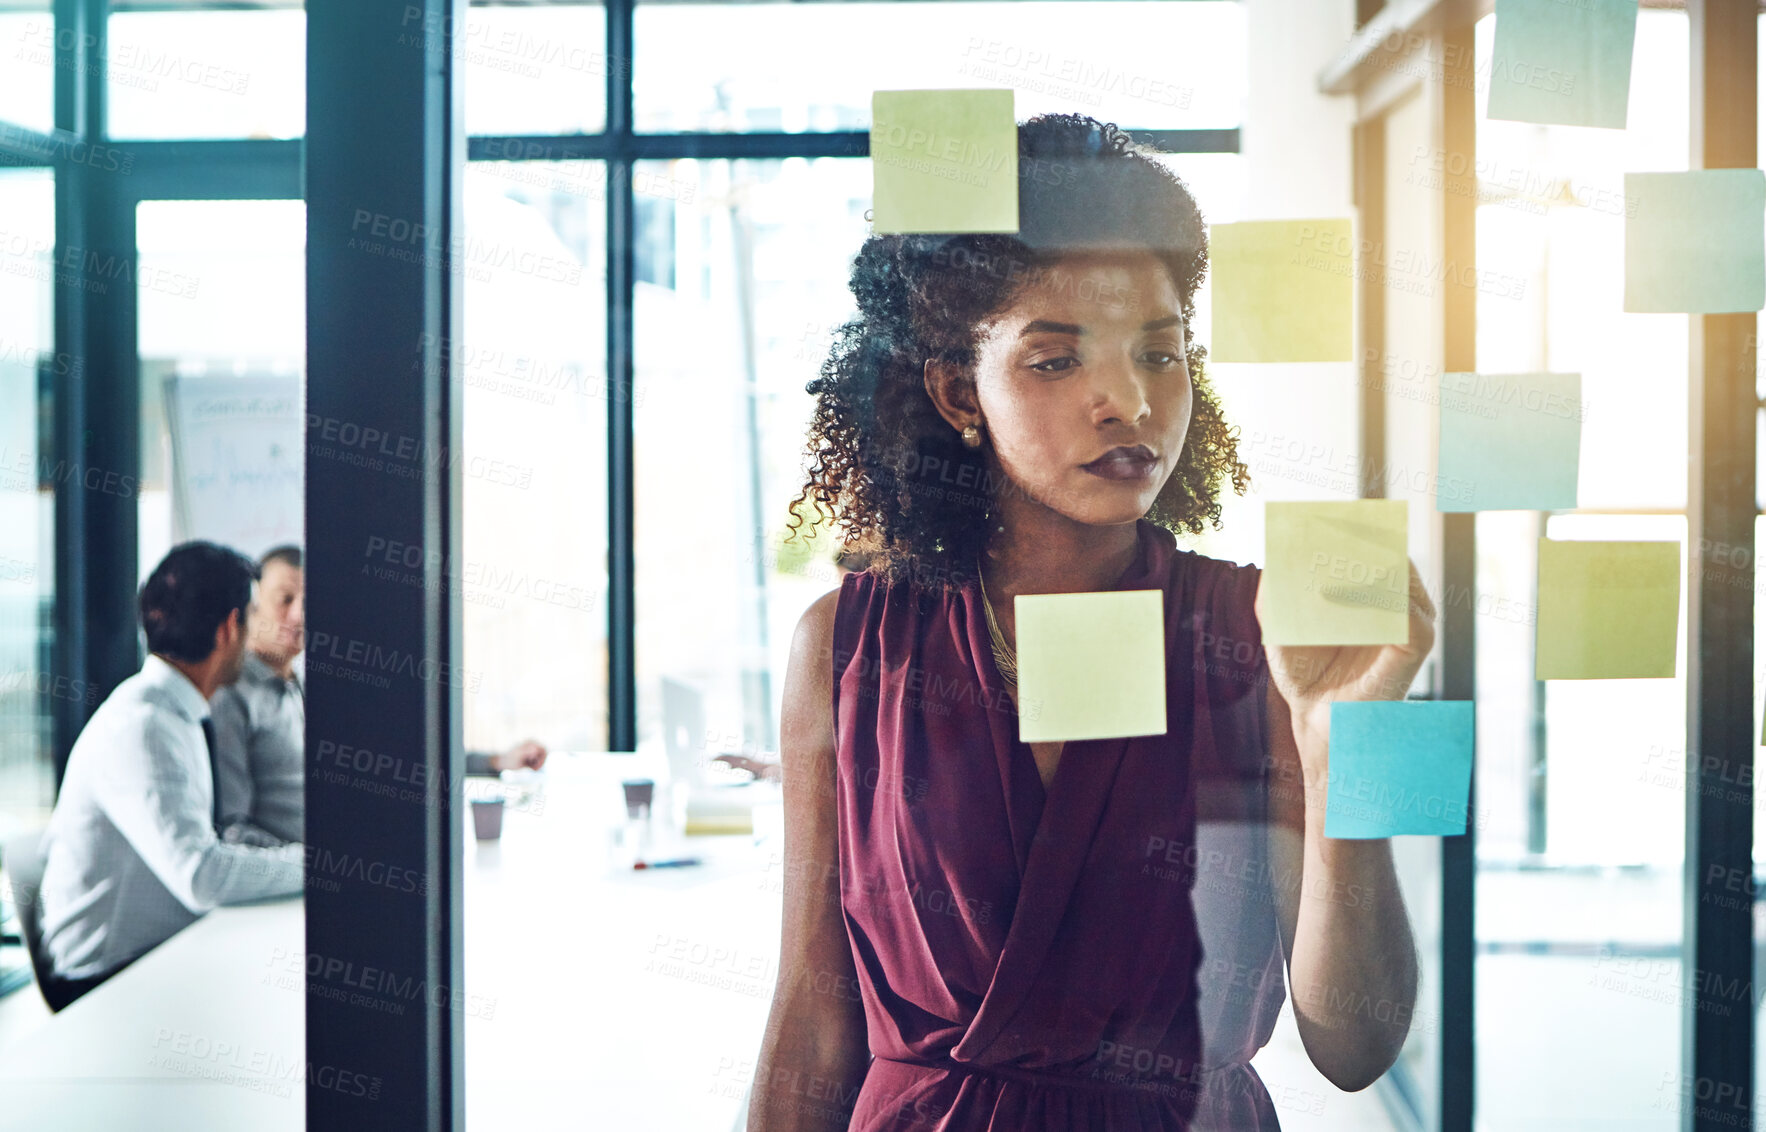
<box><xmin>460</xmin><ymin>160</ymin><xmax>609</xmax><ymax>752</ymax></box>
<box><xmin>632</xmin><ymin>0</ymin><xmax>1245</xmax><ymax>134</ymax></box>
<box><xmin>107</xmin><ymin>9</ymin><xmax>307</xmax><ymax>141</ymax></box>
<box><xmin>0</xmin><ymin>167</ymin><xmax>54</xmax><ymax>828</ymax></box>
<box><xmin>135</xmin><ymin>199</ymin><xmax>307</xmax><ymax>581</ymax></box>
<box><xmin>0</xmin><ymin>3</ymin><xmax>54</xmax><ymax>135</ymax></box>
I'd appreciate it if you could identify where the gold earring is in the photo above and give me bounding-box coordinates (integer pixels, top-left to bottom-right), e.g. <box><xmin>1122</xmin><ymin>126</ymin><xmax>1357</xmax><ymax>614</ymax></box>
<box><xmin>961</xmin><ymin>424</ymin><xmax>982</xmax><ymax>449</ymax></box>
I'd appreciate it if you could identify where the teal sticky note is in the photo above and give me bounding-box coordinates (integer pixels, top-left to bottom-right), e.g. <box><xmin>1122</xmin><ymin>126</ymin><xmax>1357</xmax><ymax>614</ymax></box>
<box><xmin>1324</xmin><ymin>701</ymin><xmax>1475</xmax><ymax>839</ymax></box>
<box><xmin>1625</xmin><ymin>170</ymin><xmax>1766</xmax><ymax>314</ymax></box>
<box><xmin>1487</xmin><ymin>0</ymin><xmax>1638</xmax><ymax>130</ymax></box>
<box><xmin>871</xmin><ymin>89</ymin><xmax>1019</xmax><ymax>235</ymax></box>
<box><xmin>1437</xmin><ymin>372</ymin><xmax>1582</xmax><ymax>512</ymax></box>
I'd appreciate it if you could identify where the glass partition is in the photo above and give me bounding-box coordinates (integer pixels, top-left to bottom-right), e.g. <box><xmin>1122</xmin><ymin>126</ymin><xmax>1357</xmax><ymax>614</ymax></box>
<box><xmin>1470</xmin><ymin>9</ymin><xmax>1691</xmax><ymax>1129</ymax></box>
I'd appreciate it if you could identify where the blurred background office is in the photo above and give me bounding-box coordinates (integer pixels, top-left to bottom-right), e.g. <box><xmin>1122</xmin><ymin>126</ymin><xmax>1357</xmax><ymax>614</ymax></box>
<box><xmin>0</xmin><ymin>1</ymin><xmax>1762</xmax><ymax>1130</ymax></box>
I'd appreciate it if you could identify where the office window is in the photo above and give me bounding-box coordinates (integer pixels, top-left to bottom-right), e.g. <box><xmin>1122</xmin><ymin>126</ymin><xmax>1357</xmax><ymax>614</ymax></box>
<box><xmin>135</xmin><ymin>200</ymin><xmax>307</xmax><ymax>583</ymax></box>
<box><xmin>106</xmin><ymin>8</ymin><xmax>307</xmax><ymax>141</ymax></box>
<box><xmin>1470</xmin><ymin>10</ymin><xmax>1691</xmax><ymax>1130</ymax></box>
<box><xmin>632</xmin><ymin>0</ymin><xmax>1245</xmax><ymax>134</ymax></box>
<box><xmin>0</xmin><ymin>3</ymin><xmax>54</xmax><ymax>135</ymax></box>
<box><xmin>633</xmin><ymin>155</ymin><xmax>865</xmax><ymax>764</ymax></box>
<box><xmin>0</xmin><ymin>167</ymin><xmax>54</xmax><ymax>828</ymax></box>
<box><xmin>464</xmin><ymin>0</ymin><xmax>607</xmax><ymax>138</ymax></box>
<box><xmin>460</xmin><ymin>160</ymin><xmax>609</xmax><ymax>752</ymax></box>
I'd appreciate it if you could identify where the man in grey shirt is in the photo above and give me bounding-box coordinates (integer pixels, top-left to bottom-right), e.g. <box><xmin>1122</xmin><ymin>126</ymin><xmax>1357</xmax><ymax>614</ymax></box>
<box><xmin>38</xmin><ymin>542</ymin><xmax>304</xmax><ymax>1010</ymax></box>
<box><xmin>211</xmin><ymin>545</ymin><xmax>547</xmax><ymax>849</ymax></box>
<box><xmin>210</xmin><ymin>545</ymin><xmax>307</xmax><ymax>845</ymax></box>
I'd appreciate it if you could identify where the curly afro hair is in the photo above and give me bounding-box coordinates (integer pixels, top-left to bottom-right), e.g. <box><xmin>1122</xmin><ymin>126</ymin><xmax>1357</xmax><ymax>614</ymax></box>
<box><xmin>788</xmin><ymin>113</ymin><xmax>1249</xmax><ymax>594</ymax></box>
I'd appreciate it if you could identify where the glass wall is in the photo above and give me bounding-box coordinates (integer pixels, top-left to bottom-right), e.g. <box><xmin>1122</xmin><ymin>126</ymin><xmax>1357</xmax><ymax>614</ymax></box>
<box><xmin>1470</xmin><ymin>10</ymin><xmax>1691</xmax><ymax>1129</ymax></box>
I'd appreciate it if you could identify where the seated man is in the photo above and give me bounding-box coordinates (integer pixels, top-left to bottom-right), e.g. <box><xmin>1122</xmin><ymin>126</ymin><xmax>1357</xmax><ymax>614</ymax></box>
<box><xmin>210</xmin><ymin>544</ymin><xmax>547</xmax><ymax>848</ymax></box>
<box><xmin>37</xmin><ymin>542</ymin><xmax>304</xmax><ymax>1011</ymax></box>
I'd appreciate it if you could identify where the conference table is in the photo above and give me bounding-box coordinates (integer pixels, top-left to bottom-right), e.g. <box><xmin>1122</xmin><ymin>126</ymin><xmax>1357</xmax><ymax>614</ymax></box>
<box><xmin>0</xmin><ymin>752</ymin><xmax>785</xmax><ymax>1131</ymax></box>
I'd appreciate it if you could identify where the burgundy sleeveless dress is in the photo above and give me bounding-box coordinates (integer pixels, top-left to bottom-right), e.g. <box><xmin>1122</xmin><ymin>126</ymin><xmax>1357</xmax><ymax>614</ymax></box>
<box><xmin>831</xmin><ymin>518</ymin><xmax>1289</xmax><ymax>1131</ymax></box>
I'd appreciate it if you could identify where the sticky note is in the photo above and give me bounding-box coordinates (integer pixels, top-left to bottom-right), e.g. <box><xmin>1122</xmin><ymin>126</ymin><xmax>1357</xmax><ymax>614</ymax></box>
<box><xmin>871</xmin><ymin>89</ymin><xmax>1018</xmax><ymax>235</ymax></box>
<box><xmin>1437</xmin><ymin>372</ymin><xmax>1581</xmax><ymax>512</ymax></box>
<box><xmin>1535</xmin><ymin>539</ymin><xmax>1680</xmax><ymax>679</ymax></box>
<box><xmin>1262</xmin><ymin>500</ymin><xmax>1410</xmax><ymax>646</ymax></box>
<box><xmin>1209</xmin><ymin>220</ymin><xmax>1354</xmax><ymax>363</ymax></box>
<box><xmin>1014</xmin><ymin>589</ymin><xmax>1165</xmax><ymax>743</ymax></box>
<box><xmin>1487</xmin><ymin>0</ymin><xmax>1638</xmax><ymax>130</ymax></box>
<box><xmin>1324</xmin><ymin>701</ymin><xmax>1475</xmax><ymax>839</ymax></box>
<box><xmin>1624</xmin><ymin>170</ymin><xmax>1766</xmax><ymax>314</ymax></box>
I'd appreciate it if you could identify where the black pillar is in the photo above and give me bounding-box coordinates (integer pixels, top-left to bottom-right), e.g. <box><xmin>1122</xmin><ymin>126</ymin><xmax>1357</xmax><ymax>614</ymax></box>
<box><xmin>49</xmin><ymin>0</ymin><xmax>139</xmax><ymax>787</ymax></box>
<box><xmin>1684</xmin><ymin>4</ymin><xmax>1756</xmax><ymax>1130</ymax></box>
<box><xmin>305</xmin><ymin>1</ymin><xmax>464</xmax><ymax>1127</ymax></box>
<box><xmin>1439</xmin><ymin>16</ymin><xmax>1478</xmax><ymax>1132</ymax></box>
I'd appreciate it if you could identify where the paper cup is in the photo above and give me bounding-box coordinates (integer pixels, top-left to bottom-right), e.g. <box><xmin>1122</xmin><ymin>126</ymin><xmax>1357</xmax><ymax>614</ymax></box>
<box><xmin>471</xmin><ymin>799</ymin><xmax>505</xmax><ymax>841</ymax></box>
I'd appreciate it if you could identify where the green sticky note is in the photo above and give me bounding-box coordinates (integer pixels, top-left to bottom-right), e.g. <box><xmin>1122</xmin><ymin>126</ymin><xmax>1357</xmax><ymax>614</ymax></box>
<box><xmin>1263</xmin><ymin>500</ymin><xmax>1410</xmax><ymax>646</ymax></box>
<box><xmin>1535</xmin><ymin>539</ymin><xmax>1680</xmax><ymax>679</ymax></box>
<box><xmin>1014</xmin><ymin>589</ymin><xmax>1165</xmax><ymax>743</ymax></box>
<box><xmin>1624</xmin><ymin>170</ymin><xmax>1766</xmax><ymax>314</ymax></box>
<box><xmin>1437</xmin><ymin>372</ymin><xmax>1582</xmax><ymax>512</ymax></box>
<box><xmin>1487</xmin><ymin>0</ymin><xmax>1638</xmax><ymax>129</ymax></box>
<box><xmin>1324</xmin><ymin>701</ymin><xmax>1475</xmax><ymax>839</ymax></box>
<box><xmin>870</xmin><ymin>89</ymin><xmax>1019</xmax><ymax>235</ymax></box>
<box><xmin>1210</xmin><ymin>220</ymin><xmax>1354</xmax><ymax>363</ymax></box>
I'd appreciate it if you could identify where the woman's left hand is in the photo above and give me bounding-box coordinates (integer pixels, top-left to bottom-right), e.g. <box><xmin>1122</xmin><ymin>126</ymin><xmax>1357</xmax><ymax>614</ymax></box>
<box><xmin>1254</xmin><ymin>557</ymin><xmax>1438</xmax><ymax>741</ymax></box>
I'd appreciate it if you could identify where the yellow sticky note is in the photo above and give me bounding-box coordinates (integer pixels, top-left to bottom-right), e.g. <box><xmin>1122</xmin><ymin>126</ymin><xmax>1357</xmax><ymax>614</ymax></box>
<box><xmin>1536</xmin><ymin>539</ymin><xmax>1679</xmax><ymax>679</ymax></box>
<box><xmin>1014</xmin><ymin>590</ymin><xmax>1165</xmax><ymax>743</ymax></box>
<box><xmin>871</xmin><ymin>89</ymin><xmax>1019</xmax><ymax>235</ymax></box>
<box><xmin>1210</xmin><ymin>219</ymin><xmax>1354</xmax><ymax>363</ymax></box>
<box><xmin>1263</xmin><ymin>500</ymin><xmax>1410</xmax><ymax>646</ymax></box>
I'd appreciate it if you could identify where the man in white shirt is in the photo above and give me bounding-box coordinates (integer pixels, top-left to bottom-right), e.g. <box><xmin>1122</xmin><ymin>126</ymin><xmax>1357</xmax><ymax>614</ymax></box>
<box><xmin>37</xmin><ymin>541</ymin><xmax>304</xmax><ymax>1010</ymax></box>
<box><xmin>210</xmin><ymin>544</ymin><xmax>548</xmax><ymax>849</ymax></box>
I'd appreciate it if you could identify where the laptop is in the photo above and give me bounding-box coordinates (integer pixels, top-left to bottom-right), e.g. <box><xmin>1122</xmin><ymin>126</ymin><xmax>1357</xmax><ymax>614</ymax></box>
<box><xmin>660</xmin><ymin>676</ymin><xmax>710</xmax><ymax>788</ymax></box>
<box><xmin>658</xmin><ymin>677</ymin><xmax>777</xmax><ymax>836</ymax></box>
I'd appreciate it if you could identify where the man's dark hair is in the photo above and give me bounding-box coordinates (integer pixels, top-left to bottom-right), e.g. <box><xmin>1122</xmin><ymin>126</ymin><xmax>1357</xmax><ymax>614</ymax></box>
<box><xmin>259</xmin><ymin>544</ymin><xmax>303</xmax><ymax>572</ymax></box>
<box><xmin>139</xmin><ymin>541</ymin><xmax>258</xmax><ymax>663</ymax></box>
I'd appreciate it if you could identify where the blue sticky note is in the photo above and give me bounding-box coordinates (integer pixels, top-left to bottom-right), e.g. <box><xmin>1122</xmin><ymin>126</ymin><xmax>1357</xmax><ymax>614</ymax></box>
<box><xmin>1625</xmin><ymin>170</ymin><xmax>1766</xmax><ymax>315</ymax></box>
<box><xmin>1324</xmin><ymin>701</ymin><xmax>1475</xmax><ymax>839</ymax></box>
<box><xmin>1487</xmin><ymin>0</ymin><xmax>1638</xmax><ymax>130</ymax></box>
<box><xmin>1437</xmin><ymin>372</ymin><xmax>1581</xmax><ymax>512</ymax></box>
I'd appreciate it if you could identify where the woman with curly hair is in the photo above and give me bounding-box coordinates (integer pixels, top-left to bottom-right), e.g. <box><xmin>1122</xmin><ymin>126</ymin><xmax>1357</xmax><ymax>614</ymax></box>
<box><xmin>748</xmin><ymin>113</ymin><xmax>1434</xmax><ymax>1132</ymax></box>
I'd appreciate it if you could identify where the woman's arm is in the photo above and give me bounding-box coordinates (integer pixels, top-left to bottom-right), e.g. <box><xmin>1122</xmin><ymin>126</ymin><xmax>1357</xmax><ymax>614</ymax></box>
<box><xmin>748</xmin><ymin>589</ymin><xmax>871</xmax><ymax>1131</ymax></box>
<box><xmin>1260</xmin><ymin>559</ymin><xmax>1436</xmax><ymax>1091</ymax></box>
<box><xmin>1265</xmin><ymin>679</ymin><xmax>1418</xmax><ymax>1091</ymax></box>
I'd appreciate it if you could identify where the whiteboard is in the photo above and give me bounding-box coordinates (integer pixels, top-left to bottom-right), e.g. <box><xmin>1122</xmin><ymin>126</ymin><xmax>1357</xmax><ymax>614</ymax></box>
<box><xmin>164</xmin><ymin>375</ymin><xmax>304</xmax><ymax>561</ymax></box>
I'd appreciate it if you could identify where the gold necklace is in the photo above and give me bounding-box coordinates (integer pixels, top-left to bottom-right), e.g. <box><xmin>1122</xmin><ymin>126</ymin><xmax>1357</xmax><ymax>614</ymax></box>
<box><xmin>977</xmin><ymin>558</ymin><xmax>1017</xmax><ymax>691</ymax></box>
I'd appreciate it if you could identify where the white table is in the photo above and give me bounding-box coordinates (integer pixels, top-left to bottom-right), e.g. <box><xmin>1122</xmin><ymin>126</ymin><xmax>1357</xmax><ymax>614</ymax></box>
<box><xmin>0</xmin><ymin>752</ymin><xmax>785</xmax><ymax>1131</ymax></box>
